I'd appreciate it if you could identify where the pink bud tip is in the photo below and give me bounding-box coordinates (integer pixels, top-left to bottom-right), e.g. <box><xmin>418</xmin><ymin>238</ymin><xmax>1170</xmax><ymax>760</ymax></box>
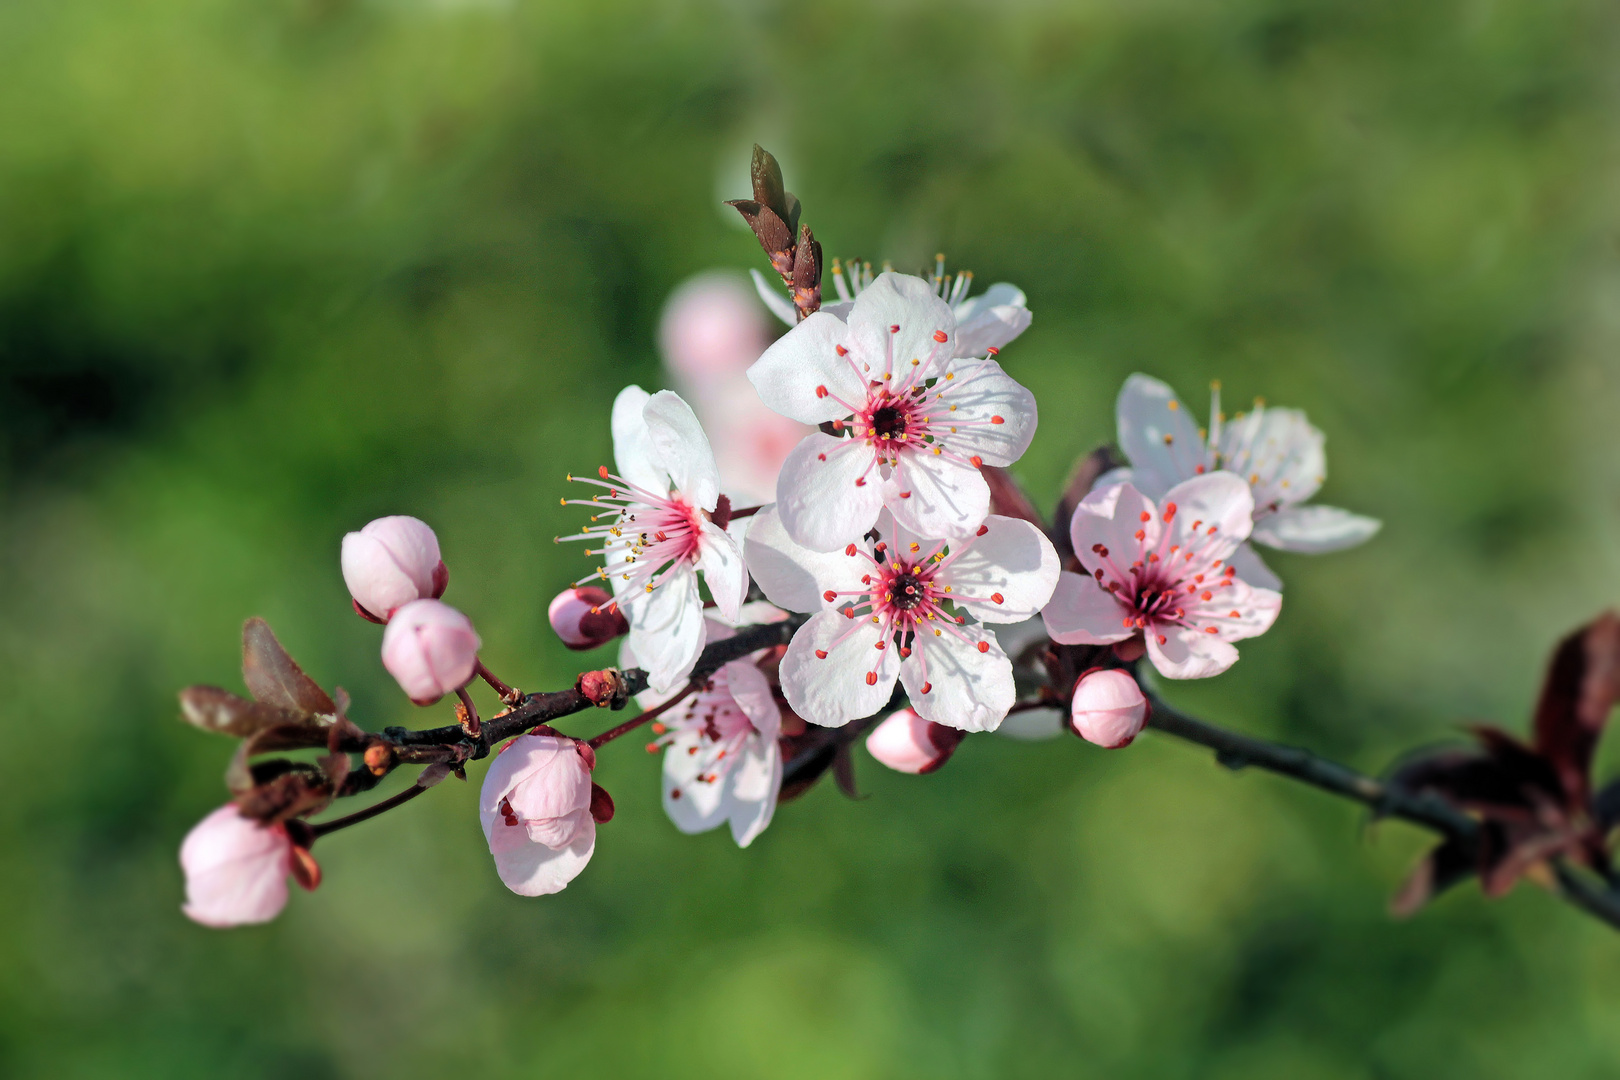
<box><xmin>341</xmin><ymin>515</ymin><xmax>445</xmax><ymax>622</ymax></box>
<box><xmin>549</xmin><ymin>586</ymin><xmax>629</xmax><ymax>650</ymax></box>
<box><xmin>380</xmin><ymin>599</ymin><xmax>481</xmax><ymax>705</ymax></box>
<box><xmin>1070</xmin><ymin>668</ymin><xmax>1149</xmax><ymax>749</ymax></box>
<box><xmin>865</xmin><ymin>708</ymin><xmax>966</xmax><ymax>775</ymax></box>
<box><xmin>179</xmin><ymin>804</ymin><xmax>307</xmax><ymax>928</ymax></box>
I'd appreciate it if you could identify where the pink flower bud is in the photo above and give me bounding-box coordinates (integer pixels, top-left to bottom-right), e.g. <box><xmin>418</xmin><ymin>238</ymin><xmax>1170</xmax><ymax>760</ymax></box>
<box><xmin>548</xmin><ymin>586</ymin><xmax>630</xmax><ymax>650</ymax></box>
<box><xmin>479</xmin><ymin>734</ymin><xmax>597</xmax><ymax>896</ymax></box>
<box><xmin>380</xmin><ymin>599</ymin><xmax>480</xmax><ymax>704</ymax></box>
<box><xmin>865</xmin><ymin>708</ymin><xmax>966</xmax><ymax>775</ymax></box>
<box><xmin>341</xmin><ymin>515</ymin><xmax>448</xmax><ymax>622</ymax></box>
<box><xmin>180</xmin><ymin>804</ymin><xmax>318</xmax><ymax>928</ymax></box>
<box><xmin>1070</xmin><ymin>668</ymin><xmax>1150</xmax><ymax>748</ymax></box>
<box><xmin>658</xmin><ymin>272</ymin><xmax>770</xmax><ymax>381</ymax></box>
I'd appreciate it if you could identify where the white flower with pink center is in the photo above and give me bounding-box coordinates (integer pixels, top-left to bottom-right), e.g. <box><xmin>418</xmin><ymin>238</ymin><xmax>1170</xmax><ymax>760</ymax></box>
<box><xmin>747</xmin><ymin>271</ymin><xmax>1039</xmax><ymax>552</ymax></box>
<box><xmin>1104</xmin><ymin>374</ymin><xmax>1381</xmax><ymax>588</ymax></box>
<box><xmin>745</xmin><ymin>505</ymin><xmax>1059</xmax><ymax>731</ymax></box>
<box><xmin>557</xmin><ymin>386</ymin><xmax>749</xmax><ymax>692</ymax></box>
<box><xmin>1042</xmin><ymin>474</ymin><xmax>1283</xmax><ymax>680</ymax></box>
<box><xmin>753</xmin><ymin>256</ymin><xmax>1033</xmax><ymax>360</ymax></box>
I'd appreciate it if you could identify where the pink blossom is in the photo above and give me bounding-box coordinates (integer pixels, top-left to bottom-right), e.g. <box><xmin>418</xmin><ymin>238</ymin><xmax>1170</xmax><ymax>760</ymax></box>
<box><xmin>1069</xmin><ymin>669</ymin><xmax>1150</xmax><ymax>748</ymax></box>
<box><xmin>380</xmin><ymin>598</ymin><xmax>481</xmax><ymax>704</ymax></box>
<box><xmin>1042</xmin><ymin>475</ymin><xmax>1282</xmax><ymax>680</ymax></box>
<box><xmin>747</xmin><ymin>271</ymin><xmax>1039</xmax><ymax>551</ymax></box>
<box><xmin>558</xmin><ymin>387</ymin><xmax>749</xmax><ymax>692</ymax></box>
<box><xmin>548</xmin><ymin>586</ymin><xmax>630</xmax><ymax>650</ymax></box>
<box><xmin>659</xmin><ymin>272</ymin><xmax>771</xmax><ymax>381</ymax></box>
<box><xmin>180</xmin><ymin>804</ymin><xmax>317</xmax><ymax>928</ymax></box>
<box><xmin>865</xmin><ymin>707</ymin><xmax>965</xmax><ymax>774</ymax></box>
<box><xmin>341</xmin><ymin>515</ymin><xmax>447</xmax><ymax>622</ymax></box>
<box><xmin>746</xmin><ymin>506</ymin><xmax>1060</xmax><ymax>731</ymax></box>
<box><xmin>479</xmin><ymin>735</ymin><xmax>597</xmax><ymax>896</ymax></box>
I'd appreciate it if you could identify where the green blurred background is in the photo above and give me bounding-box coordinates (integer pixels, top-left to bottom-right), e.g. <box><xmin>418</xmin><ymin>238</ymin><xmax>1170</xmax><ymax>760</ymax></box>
<box><xmin>4</xmin><ymin>0</ymin><xmax>1620</xmax><ymax>1075</ymax></box>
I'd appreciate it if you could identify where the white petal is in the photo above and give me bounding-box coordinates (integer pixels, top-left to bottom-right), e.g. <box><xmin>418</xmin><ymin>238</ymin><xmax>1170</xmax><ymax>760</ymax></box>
<box><xmin>1068</xmin><ymin>482</ymin><xmax>1163</xmax><ymax>574</ymax></box>
<box><xmin>901</xmin><ymin>627</ymin><xmax>1015</xmax><ymax>733</ymax></box>
<box><xmin>1204</xmin><ymin>579</ymin><xmax>1282</xmax><ymax>643</ymax></box>
<box><xmin>1114</xmin><ymin>374</ymin><xmax>1207</xmax><ymax>499</ymax></box>
<box><xmin>883</xmin><ymin>453</ymin><xmax>991</xmax><ymax>542</ymax></box>
<box><xmin>1250</xmin><ymin>504</ymin><xmax>1382</xmax><ymax>553</ymax></box>
<box><xmin>995</xmin><ymin>707</ymin><xmax>1066</xmax><ymax>741</ymax></box>
<box><xmin>610</xmin><ymin>385</ymin><xmax>668</xmax><ymax>496</ymax></box>
<box><xmin>779</xmin><ymin>610</ymin><xmax>899</xmax><ymax>727</ymax></box>
<box><xmin>643</xmin><ymin>390</ymin><xmax>722</xmax><ymax>511</ymax></box>
<box><xmin>1042</xmin><ymin>570</ymin><xmax>1132</xmax><ymax>645</ymax></box>
<box><xmin>1146</xmin><ymin>625</ymin><xmax>1239</xmax><ymax>680</ymax></box>
<box><xmin>724</xmin><ymin>737</ymin><xmax>781</xmax><ymax>847</ymax></box>
<box><xmin>1219</xmin><ymin>407</ymin><xmax>1326</xmax><ymax>509</ymax></box>
<box><xmin>936</xmin><ymin>357</ymin><xmax>1038</xmax><ymax>467</ymax></box>
<box><xmin>662</xmin><ymin>732</ymin><xmax>727</xmax><ymax>833</ymax></box>
<box><xmin>749</xmin><ymin>268</ymin><xmax>799</xmax><ymax>327</ymax></box>
<box><xmin>747</xmin><ymin>310</ymin><xmax>866</xmax><ymax>425</ymax></box>
<box><xmin>846</xmin><ymin>272</ymin><xmax>958</xmax><ymax>379</ymax></box>
<box><xmin>1227</xmin><ymin>542</ymin><xmax>1282</xmax><ymax>592</ymax></box>
<box><xmin>941</xmin><ymin>515</ymin><xmax>1060</xmax><ymax>624</ymax></box>
<box><xmin>723</xmin><ymin>659</ymin><xmax>782</xmax><ymax>739</ymax></box>
<box><xmin>1162</xmin><ymin>470</ymin><xmax>1255</xmax><ymax>552</ymax></box>
<box><xmin>742</xmin><ymin>504</ymin><xmax>862</xmax><ymax>612</ymax></box>
<box><xmin>624</xmin><ymin>568</ymin><xmax>706</xmax><ymax>693</ymax></box>
<box><xmin>488</xmin><ymin>820</ymin><xmax>595</xmax><ymax>896</ymax></box>
<box><xmin>775</xmin><ymin>433</ymin><xmax>885</xmax><ymax>552</ymax></box>
<box><xmin>697</xmin><ymin>520</ymin><xmax>748</xmax><ymax>622</ymax></box>
<box><xmin>952</xmin><ymin>283</ymin><xmax>1031</xmax><ymax>357</ymax></box>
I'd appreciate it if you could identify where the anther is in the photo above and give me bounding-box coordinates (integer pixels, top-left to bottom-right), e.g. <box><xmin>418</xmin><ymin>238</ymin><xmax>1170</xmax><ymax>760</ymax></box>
<box><xmin>976</xmin><ymin>641</ymin><xmax>989</xmax><ymax>653</ymax></box>
<box><xmin>816</xmin><ymin>385</ymin><xmax>829</xmax><ymax>398</ymax></box>
<box><xmin>933</xmin><ymin>330</ymin><xmax>948</xmax><ymax>342</ymax></box>
<box><xmin>865</xmin><ymin>672</ymin><xmax>879</xmax><ymax>685</ymax></box>
<box><xmin>969</xmin><ymin>455</ymin><xmax>982</xmax><ymax>467</ymax></box>
<box><xmin>990</xmin><ymin>415</ymin><xmax>1004</xmax><ymax>424</ymax></box>
<box><xmin>815</xmin><ymin>649</ymin><xmax>829</xmax><ymax>659</ymax></box>
<box><xmin>977</xmin><ymin>524</ymin><xmax>989</xmax><ymax>536</ymax></box>
<box><xmin>1164</xmin><ymin>502</ymin><xmax>1177</xmax><ymax>521</ymax></box>
<box><xmin>991</xmin><ymin>592</ymin><xmax>1004</xmax><ymax>604</ymax></box>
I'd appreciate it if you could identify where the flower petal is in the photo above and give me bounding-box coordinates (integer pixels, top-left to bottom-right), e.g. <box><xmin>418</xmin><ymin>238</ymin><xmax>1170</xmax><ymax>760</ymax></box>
<box><xmin>644</xmin><ymin>390</ymin><xmax>721</xmax><ymax>511</ymax></box>
<box><xmin>1163</xmin><ymin>470</ymin><xmax>1255</xmax><ymax>554</ymax></box>
<box><xmin>941</xmin><ymin>515</ymin><xmax>1060</xmax><ymax>624</ymax></box>
<box><xmin>620</xmin><ymin>566</ymin><xmax>705</xmax><ymax>693</ymax></box>
<box><xmin>747</xmin><ymin>310</ymin><xmax>866</xmax><ymax>425</ymax></box>
<box><xmin>1219</xmin><ymin>407</ymin><xmax>1325</xmax><ymax>509</ymax></box>
<box><xmin>488</xmin><ymin>818</ymin><xmax>595</xmax><ymax>897</ymax></box>
<box><xmin>779</xmin><ymin>610</ymin><xmax>899</xmax><ymax>727</ymax></box>
<box><xmin>1067</xmin><ymin>482</ymin><xmax>1163</xmax><ymax>574</ymax></box>
<box><xmin>846</xmin><ymin>272</ymin><xmax>957</xmax><ymax>378</ymax></box>
<box><xmin>662</xmin><ymin>732</ymin><xmax>727</xmax><ymax>832</ymax></box>
<box><xmin>723</xmin><ymin>659</ymin><xmax>781</xmax><ymax>740</ymax></box>
<box><xmin>775</xmin><ymin>433</ymin><xmax>885</xmax><ymax>552</ymax></box>
<box><xmin>723</xmin><ymin>737</ymin><xmax>781</xmax><ymax>847</ymax></box>
<box><xmin>697</xmin><ymin>520</ymin><xmax>749</xmax><ymax>623</ymax></box>
<box><xmin>1146</xmin><ymin>624</ymin><xmax>1240</xmax><ymax>679</ymax></box>
<box><xmin>937</xmin><ymin>358</ymin><xmax>1038</xmax><ymax>467</ymax></box>
<box><xmin>749</xmin><ymin>267</ymin><xmax>799</xmax><ymax>327</ymax></box>
<box><xmin>610</xmin><ymin>385</ymin><xmax>668</xmax><ymax>497</ymax></box>
<box><xmin>742</xmin><ymin>504</ymin><xmax>859</xmax><ymax>612</ymax></box>
<box><xmin>952</xmin><ymin>283</ymin><xmax>1031</xmax><ymax>357</ymax></box>
<box><xmin>1115</xmin><ymin>374</ymin><xmax>1207</xmax><ymax>499</ymax></box>
<box><xmin>901</xmin><ymin>627</ymin><xmax>1015</xmax><ymax>732</ymax></box>
<box><xmin>1227</xmin><ymin>542</ymin><xmax>1282</xmax><ymax>592</ymax></box>
<box><xmin>1250</xmin><ymin>504</ymin><xmax>1382</xmax><ymax>553</ymax></box>
<box><xmin>882</xmin><ymin>453</ymin><xmax>991</xmax><ymax>542</ymax></box>
<box><xmin>1042</xmin><ymin>570</ymin><xmax>1132</xmax><ymax>645</ymax></box>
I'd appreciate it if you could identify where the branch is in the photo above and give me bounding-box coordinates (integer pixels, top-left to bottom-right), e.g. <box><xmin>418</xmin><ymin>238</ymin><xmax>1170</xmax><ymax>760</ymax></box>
<box><xmin>1146</xmin><ymin>694</ymin><xmax>1620</xmax><ymax>932</ymax></box>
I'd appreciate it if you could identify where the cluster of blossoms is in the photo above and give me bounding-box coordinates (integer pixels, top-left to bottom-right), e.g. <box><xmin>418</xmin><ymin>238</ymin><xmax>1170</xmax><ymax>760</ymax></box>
<box><xmin>176</xmin><ymin>152</ymin><xmax>1382</xmax><ymax>927</ymax></box>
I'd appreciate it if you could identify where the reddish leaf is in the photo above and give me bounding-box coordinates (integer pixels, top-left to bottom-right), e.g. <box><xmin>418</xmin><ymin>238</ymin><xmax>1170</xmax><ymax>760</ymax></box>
<box><xmin>589</xmin><ymin>782</ymin><xmax>616</xmax><ymax>824</ymax></box>
<box><xmin>289</xmin><ymin>845</ymin><xmax>322</xmax><ymax>892</ymax></box>
<box><xmin>242</xmin><ymin>618</ymin><xmax>336</xmax><ymax>718</ymax></box>
<box><xmin>747</xmin><ymin>144</ymin><xmax>792</xmax><ymax>228</ymax></box>
<box><xmin>1533</xmin><ymin>612</ymin><xmax>1620</xmax><ymax>808</ymax></box>
<box><xmin>179</xmin><ymin>685</ymin><xmax>302</xmax><ymax>738</ymax></box>
<box><xmin>1391</xmin><ymin>834</ymin><xmax>1479</xmax><ymax>917</ymax></box>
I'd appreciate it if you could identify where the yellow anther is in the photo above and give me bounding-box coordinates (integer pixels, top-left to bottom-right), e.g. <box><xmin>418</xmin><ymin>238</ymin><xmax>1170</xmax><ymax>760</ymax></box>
<box><xmin>1168</xmin><ymin>400</ymin><xmax>1179</xmax><ymax>411</ymax></box>
<box><xmin>1163</xmin><ymin>434</ymin><xmax>1174</xmax><ymax>445</ymax></box>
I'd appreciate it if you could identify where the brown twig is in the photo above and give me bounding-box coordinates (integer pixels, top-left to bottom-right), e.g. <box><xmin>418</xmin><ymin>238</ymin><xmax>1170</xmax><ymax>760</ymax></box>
<box><xmin>311</xmin><ymin>781</ymin><xmax>430</xmax><ymax>838</ymax></box>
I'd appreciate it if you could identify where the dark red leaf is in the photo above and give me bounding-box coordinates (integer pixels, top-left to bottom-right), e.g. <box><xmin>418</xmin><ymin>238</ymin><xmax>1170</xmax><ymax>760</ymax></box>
<box><xmin>179</xmin><ymin>685</ymin><xmax>302</xmax><ymax>737</ymax></box>
<box><xmin>242</xmin><ymin>618</ymin><xmax>336</xmax><ymax>718</ymax></box>
<box><xmin>832</xmin><ymin>742</ymin><xmax>861</xmax><ymax>800</ymax></box>
<box><xmin>1533</xmin><ymin>612</ymin><xmax>1620</xmax><ymax>808</ymax></box>
<box><xmin>1391</xmin><ymin>834</ymin><xmax>1479</xmax><ymax>917</ymax></box>
<box><xmin>1052</xmin><ymin>446</ymin><xmax>1124</xmax><ymax>559</ymax></box>
<box><xmin>748</xmin><ymin>144</ymin><xmax>792</xmax><ymax>227</ymax></box>
<box><xmin>589</xmin><ymin>782</ymin><xmax>615</xmax><ymax>824</ymax></box>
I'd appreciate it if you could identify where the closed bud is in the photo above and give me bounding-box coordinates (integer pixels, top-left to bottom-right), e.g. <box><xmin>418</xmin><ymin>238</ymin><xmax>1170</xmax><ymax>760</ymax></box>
<box><xmin>479</xmin><ymin>734</ymin><xmax>597</xmax><ymax>896</ymax></box>
<box><xmin>180</xmin><ymin>804</ymin><xmax>317</xmax><ymax>928</ymax></box>
<box><xmin>1070</xmin><ymin>668</ymin><xmax>1150</xmax><ymax>748</ymax></box>
<box><xmin>575</xmin><ymin>667</ymin><xmax>628</xmax><ymax>709</ymax></box>
<box><xmin>548</xmin><ymin>586</ymin><xmax>629</xmax><ymax>650</ymax></box>
<box><xmin>341</xmin><ymin>515</ymin><xmax>447</xmax><ymax>622</ymax></box>
<box><xmin>865</xmin><ymin>708</ymin><xmax>966</xmax><ymax>775</ymax></box>
<box><xmin>380</xmin><ymin>599</ymin><xmax>480</xmax><ymax>705</ymax></box>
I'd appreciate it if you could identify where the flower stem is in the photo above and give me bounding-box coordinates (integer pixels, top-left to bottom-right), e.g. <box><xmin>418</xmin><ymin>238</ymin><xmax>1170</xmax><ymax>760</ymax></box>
<box><xmin>474</xmin><ymin>659</ymin><xmax>522</xmax><ymax>704</ymax></box>
<box><xmin>587</xmin><ymin>685</ymin><xmax>696</xmax><ymax>750</ymax></box>
<box><xmin>455</xmin><ymin>686</ymin><xmax>482</xmax><ymax>738</ymax></box>
<box><xmin>311</xmin><ymin>782</ymin><xmax>429</xmax><ymax>839</ymax></box>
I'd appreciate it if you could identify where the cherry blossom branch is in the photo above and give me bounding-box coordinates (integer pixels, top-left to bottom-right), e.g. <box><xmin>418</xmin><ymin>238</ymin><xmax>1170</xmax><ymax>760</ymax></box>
<box><xmin>312</xmin><ymin>780</ymin><xmax>430</xmax><ymax>838</ymax></box>
<box><xmin>1144</xmin><ymin>693</ymin><xmax>1620</xmax><ymax>931</ymax></box>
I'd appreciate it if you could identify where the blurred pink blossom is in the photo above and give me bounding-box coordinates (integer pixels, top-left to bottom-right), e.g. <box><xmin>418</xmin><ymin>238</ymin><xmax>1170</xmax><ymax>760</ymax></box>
<box><xmin>180</xmin><ymin>804</ymin><xmax>316</xmax><ymax>928</ymax></box>
<box><xmin>1069</xmin><ymin>669</ymin><xmax>1150</xmax><ymax>748</ymax></box>
<box><xmin>380</xmin><ymin>598</ymin><xmax>481</xmax><ymax>704</ymax></box>
<box><xmin>548</xmin><ymin>585</ymin><xmax>630</xmax><ymax>650</ymax></box>
<box><xmin>865</xmin><ymin>707</ymin><xmax>965</xmax><ymax>774</ymax></box>
<box><xmin>479</xmin><ymin>734</ymin><xmax>597</xmax><ymax>896</ymax></box>
<box><xmin>341</xmin><ymin>515</ymin><xmax>447</xmax><ymax>622</ymax></box>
